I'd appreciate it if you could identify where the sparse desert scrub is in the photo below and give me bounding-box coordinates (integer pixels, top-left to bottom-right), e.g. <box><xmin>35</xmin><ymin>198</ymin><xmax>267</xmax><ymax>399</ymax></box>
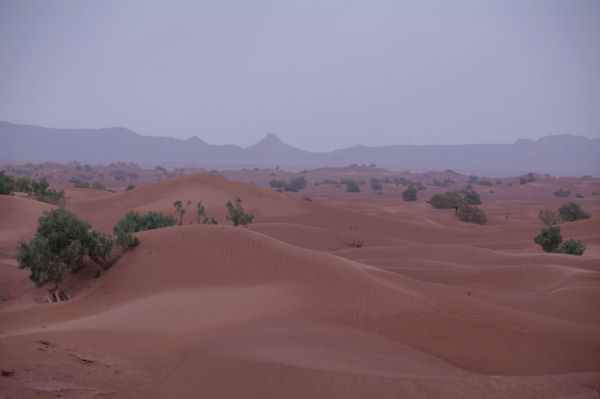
<box><xmin>455</xmin><ymin>202</ymin><xmax>487</xmax><ymax>224</ymax></box>
<box><xmin>558</xmin><ymin>202</ymin><xmax>590</xmax><ymax>221</ymax></box>
<box><xmin>402</xmin><ymin>185</ymin><xmax>417</xmax><ymax>201</ymax></box>
<box><xmin>225</xmin><ymin>197</ymin><xmax>254</xmax><ymax>226</ymax></box>
<box><xmin>533</xmin><ymin>226</ymin><xmax>586</xmax><ymax>255</ymax></box>
<box><xmin>428</xmin><ymin>191</ymin><xmax>463</xmax><ymax>209</ymax></box>
<box><xmin>346</xmin><ymin>180</ymin><xmax>360</xmax><ymax>193</ymax></box>
<box><xmin>113</xmin><ymin>210</ymin><xmax>177</xmax><ymax>249</ymax></box>
<box><xmin>553</xmin><ymin>189</ymin><xmax>570</xmax><ymax>198</ymax></box>
<box><xmin>537</xmin><ymin>209</ymin><xmax>561</xmax><ymax>226</ymax></box>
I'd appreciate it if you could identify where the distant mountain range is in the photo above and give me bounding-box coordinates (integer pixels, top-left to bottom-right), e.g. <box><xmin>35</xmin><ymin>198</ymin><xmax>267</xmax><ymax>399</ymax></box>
<box><xmin>1</xmin><ymin>121</ymin><xmax>598</xmax><ymax>176</ymax></box>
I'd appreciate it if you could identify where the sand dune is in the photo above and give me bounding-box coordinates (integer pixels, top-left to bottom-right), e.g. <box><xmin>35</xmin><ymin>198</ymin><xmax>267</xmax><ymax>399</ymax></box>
<box><xmin>1</xmin><ymin>172</ymin><xmax>599</xmax><ymax>398</ymax></box>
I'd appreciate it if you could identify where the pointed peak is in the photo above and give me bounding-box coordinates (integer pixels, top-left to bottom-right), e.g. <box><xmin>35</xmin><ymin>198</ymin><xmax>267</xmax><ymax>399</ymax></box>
<box><xmin>259</xmin><ymin>132</ymin><xmax>284</xmax><ymax>144</ymax></box>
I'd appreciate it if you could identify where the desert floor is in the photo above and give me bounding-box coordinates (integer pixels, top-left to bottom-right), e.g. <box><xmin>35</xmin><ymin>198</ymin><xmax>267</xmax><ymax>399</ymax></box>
<box><xmin>1</xmin><ymin>169</ymin><xmax>599</xmax><ymax>398</ymax></box>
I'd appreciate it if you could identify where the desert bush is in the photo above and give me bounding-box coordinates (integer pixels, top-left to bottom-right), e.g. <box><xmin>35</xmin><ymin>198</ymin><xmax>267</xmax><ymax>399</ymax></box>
<box><xmin>286</xmin><ymin>176</ymin><xmax>307</xmax><ymax>192</ymax></box>
<box><xmin>468</xmin><ymin>175</ymin><xmax>478</xmax><ymax>184</ymax></box>
<box><xmin>346</xmin><ymin>180</ymin><xmax>360</xmax><ymax>193</ymax></box>
<box><xmin>575</xmin><ymin>193</ymin><xmax>584</xmax><ymax>198</ymax></box>
<box><xmin>126</xmin><ymin>184</ymin><xmax>136</xmax><ymax>191</ymax></box>
<box><xmin>402</xmin><ymin>186</ymin><xmax>417</xmax><ymax>201</ymax></box>
<box><xmin>225</xmin><ymin>197</ymin><xmax>254</xmax><ymax>226</ymax></box>
<box><xmin>92</xmin><ymin>181</ymin><xmax>106</xmax><ymax>191</ymax></box>
<box><xmin>558</xmin><ymin>239</ymin><xmax>585</xmax><ymax>255</ymax></box>
<box><xmin>455</xmin><ymin>202</ymin><xmax>487</xmax><ymax>224</ymax></box>
<box><xmin>462</xmin><ymin>189</ymin><xmax>481</xmax><ymax>205</ymax></box>
<box><xmin>534</xmin><ymin>226</ymin><xmax>562</xmax><ymax>252</ymax></box>
<box><xmin>553</xmin><ymin>189</ymin><xmax>570</xmax><ymax>198</ymax></box>
<box><xmin>558</xmin><ymin>202</ymin><xmax>590</xmax><ymax>222</ymax></box>
<box><xmin>592</xmin><ymin>192</ymin><xmax>599</xmax><ymax>196</ymax></box>
<box><xmin>0</xmin><ymin>171</ymin><xmax>15</xmax><ymax>194</ymax></box>
<box><xmin>196</xmin><ymin>200</ymin><xmax>217</xmax><ymax>224</ymax></box>
<box><xmin>302</xmin><ymin>197</ymin><xmax>312</xmax><ymax>201</ymax></box>
<box><xmin>113</xmin><ymin>210</ymin><xmax>176</xmax><ymax>248</ymax></box>
<box><xmin>370</xmin><ymin>178</ymin><xmax>383</xmax><ymax>191</ymax></box>
<box><xmin>444</xmin><ymin>169</ymin><xmax>459</xmax><ymax>175</ymax></box>
<box><xmin>173</xmin><ymin>200</ymin><xmax>191</xmax><ymax>225</ymax></box>
<box><xmin>394</xmin><ymin>177</ymin><xmax>410</xmax><ymax>186</ymax></box>
<box><xmin>494</xmin><ymin>180</ymin><xmax>503</xmax><ymax>186</ymax></box>
<box><xmin>268</xmin><ymin>179</ymin><xmax>287</xmax><ymax>189</ymax></box>
<box><xmin>428</xmin><ymin>191</ymin><xmax>462</xmax><ymax>209</ymax></box>
<box><xmin>14</xmin><ymin>177</ymin><xmax>33</xmax><ymax>193</ymax></box>
<box><xmin>16</xmin><ymin>208</ymin><xmax>115</xmax><ymax>290</ymax></box>
<box><xmin>537</xmin><ymin>209</ymin><xmax>561</xmax><ymax>226</ymax></box>
<box><xmin>476</xmin><ymin>180</ymin><xmax>492</xmax><ymax>187</ymax></box>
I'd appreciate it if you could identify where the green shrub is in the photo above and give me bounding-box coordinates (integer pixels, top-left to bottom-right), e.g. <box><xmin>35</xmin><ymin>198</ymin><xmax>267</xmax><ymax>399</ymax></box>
<box><xmin>462</xmin><ymin>190</ymin><xmax>481</xmax><ymax>205</ymax></box>
<box><xmin>286</xmin><ymin>176</ymin><xmax>307</xmax><ymax>192</ymax></box>
<box><xmin>558</xmin><ymin>202</ymin><xmax>590</xmax><ymax>221</ymax></box>
<box><xmin>16</xmin><ymin>208</ymin><xmax>115</xmax><ymax>289</ymax></box>
<box><xmin>559</xmin><ymin>239</ymin><xmax>585</xmax><ymax>255</ymax></box>
<box><xmin>126</xmin><ymin>184</ymin><xmax>136</xmax><ymax>191</ymax></box>
<box><xmin>554</xmin><ymin>189</ymin><xmax>570</xmax><ymax>198</ymax></box>
<box><xmin>370</xmin><ymin>178</ymin><xmax>383</xmax><ymax>191</ymax></box>
<box><xmin>173</xmin><ymin>200</ymin><xmax>191</xmax><ymax>225</ymax></box>
<box><xmin>113</xmin><ymin>210</ymin><xmax>177</xmax><ymax>248</ymax></box>
<box><xmin>534</xmin><ymin>226</ymin><xmax>562</xmax><ymax>252</ymax></box>
<box><xmin>225</xmin><ymin>197</ymin><xmax>254</xmax><ymax>226</ymax></box>
<box><xmin>268</xmin><ymin>179</ymin><xmax>287</xmax><ymax>189</ymax></box>
<box><xmin>428</xmin><ymin>191</ymin><xmax>462</xmax><ymax>209</ymax></box>
<box><xmin>0</xmin><ymin>171</ymin><xmax>15</xmax><ymax>194</ymax></box>
<box><xmin>346</xmin><ymin>180</ymin><xmax>360</xmax><ymax>193</ymax></box>
<box><xmin>92</xmin><ymin>181</ymin><xmax>106</xmax><ymax>191</ymax></box>
<box><xmin>402</xmin><ymin>186</ymin><xmax>417</xmax><ymax>201</ymax></box>
<box><xmin>455</xmin><ymin>202</ymin><xmax>487</xmax><ymax>224</ymax></box>
<box><xmin>196</xmin><ymin>200</ymin><xmax>217</xmax><ymax>225</ymax></box>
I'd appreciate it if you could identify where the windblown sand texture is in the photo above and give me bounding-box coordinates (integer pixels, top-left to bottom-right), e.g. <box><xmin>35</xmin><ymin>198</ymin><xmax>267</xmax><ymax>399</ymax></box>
<box><xmin>1</xmin><ymin>172</ymin><xmax>599</xmax><ymax>398</ymax></box>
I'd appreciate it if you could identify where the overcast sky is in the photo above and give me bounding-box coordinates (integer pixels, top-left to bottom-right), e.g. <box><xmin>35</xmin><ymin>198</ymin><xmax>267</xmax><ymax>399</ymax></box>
<box><xmin>0</xmin><ymin>1</ymin><xmax>598</xmax><ymax>151</ymax></box>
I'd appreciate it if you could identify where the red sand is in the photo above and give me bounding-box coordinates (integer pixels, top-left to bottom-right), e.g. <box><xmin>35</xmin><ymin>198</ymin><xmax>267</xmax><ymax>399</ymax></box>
<box><xmin>1</xmin><ymin>172</ymin><xmax>599</xmax><ymax>398</ymax></box>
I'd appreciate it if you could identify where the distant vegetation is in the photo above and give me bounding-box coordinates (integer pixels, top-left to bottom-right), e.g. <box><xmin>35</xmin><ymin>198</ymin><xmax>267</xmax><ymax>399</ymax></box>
<box><xmin>553</xmin><ymin>189</ymin><xmax>570</xmax><ymax>198</ymax></box>
<box><xmin>427</xmin><ymin>191</ymin><xmax>486</xmax><ymax>224</ymax></box>
<box><xmin>0</xmin><ymin>172</ymin><xmax>64</xmax><ymax>205</ymax></box>
<box><xmin>346</xmin><ymin>180</ymin><xmax>360</xmax><ymax>193</ymax></box>
<box><xmin>369</xmin><ymin>178</ymin><xmax>383</xmax><ymax>191</ymax></box>
<box><xmin>402</xmin><ymin>186</ymin><xmax>417</xmax><ymax>201</ymax></box>
<box><xmin>268</xmin><ymin>176</ymin><xmax>307</xmax><ymax>192</ymax></box>
<box><xmin>520</xmin><ymin>172</ymin><xmax>535</xmax><ymax>185</ymax></box>
<box><xmin>126</xmin><ymin>184</ymin><xmax>136</xmax><ymax>191</ymax></box>
<box><xmin>558</xmin><ymin>202</ymin><xmax>590</xmax><ymax>222</ymax></box>
<box><xmin>534</xmin><ymin>226</ymin><xmax>585</xmax><ymax>255</ymax></box>
<box><xmin>537</xmin><ymin>209</ymin><xmax>561</xmax><ymax>226</ymax></box>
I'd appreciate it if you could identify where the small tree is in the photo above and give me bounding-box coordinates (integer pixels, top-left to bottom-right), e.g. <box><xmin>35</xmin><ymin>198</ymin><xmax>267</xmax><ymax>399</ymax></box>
<box><xmin>369</xmin><ymin>178</ymin><xmax>383</xmax><ymax>191</ymax></box>
<box><xmin>428</xmin><ymin>191</ymin><xmax>462</xmax><ymax>209</ymax></box>
<box><xmin>286</xmin><ymin>176</ymin><xmax>307</xmax><ymax>192</ymax></box>
<box><xmin>559</xmin><ymin>239</ymin><xmax>585</xmax><ymax>255</ymax></box>
<box><xmin>126</xmin><ymin>184</ymin><xmax>136</xmax><ymax>191</ymax></box>
<box><xmin>537</xmin><ymin>209</ymin><xmax>561</xmax><ymax>226</ymax></box>
<box><xmin>402</xmin><ymin>186</ymin><xmax>417</xmax><ymax>201</ymax></box>
<box><xmin>558</xmin><ymin>202</ymin><xmax>590</xmax><ymax>222</ymax></box>
<box><xmin>0</xmin><ymin>171</ymin><xmax>15</xmax><ymax>195</ymax></box>
<box><xmin>534</xmin><ymin>226</ymin><xmax>562</xmax><ymax>252</ymax></box>
<box><xmin>553</xmin><ymin>189</ymin><xmax>570</xmax><ymax>198</ymax></box>
<box><xmin>16</xmin><ymin>208</ymin><xmax>114</xmax><ymax>291</ymax></box>
<box><xmin>173</xmin><ymin>200</ymin><xmax>191</xmax><ymax>225</ymax></box>
<box><xmin>346</xmin><ymin>180</ymin><xmax>360</xmax><ymax>193</ymax></box>
<box><xmin>225</xmin><ymin>197</ymin><xmax>254</xmax><ymax>226</ymax></box>
<box><xmin>462</xmin><ymin>189</ymin><xmax>481</xmax><ymax>205</ymax></box>
<box><xmin>455</xmin><ymin>202</ymin><xmax>487</xmax><ymax>224</ymax></box>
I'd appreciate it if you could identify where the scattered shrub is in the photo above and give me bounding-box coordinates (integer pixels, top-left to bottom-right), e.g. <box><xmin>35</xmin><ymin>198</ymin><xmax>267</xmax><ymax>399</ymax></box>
<box><xmin>494</xmin><ymin>180</ymin><xmax>503</xmax><ymax>186</ymax></box>
<box><xmin>225</xmin><ymin>197</ymin><xmax>254</xmax><ymax>226</ymax></box>
<box><xmin>476</xmin><ymin>180</ymin><xmax>492</xmax><ymax>187</ymax></box>
<box><xmin>428</xmin><ymin>191</ymin><xmax>463</xmax><ymax>209</ymax></box>
<box><xmin>113</xmin><ymin>210</ymin><xmax>176</xmax><ymax>248</ymax></box>
<box><xmin>402</xmin><ymin>186</ymin><xmax>417</xmax><ymax>201</ymax></box>
<box><xmin>196</xmin><ymin>200</ymin><xmax>218</xmax><ymax>224</ymax></box>
<box><xmin>553</xmin><ymin>189</ymin><xmax>570</xmax><ymax>198</ymax></box>
<box><xmin>346</xmin><ymin>180</ymin><xmax>360</xmax><ymax>193</ymax></box>
<box><xmin>16</xmin><ymin>208</ymin><xmax>115</xmax><ymax>290</ymax></box>
<box><xmin>534</xmin><ymin>226</ymin><xmax>562</xmax><ymax>252</ymax></box>
<box><xmin>559</xmin><ymin>239</ymin><xmax>585</xmax><ymax>255</ymax></box>
<box><xmin>537</xmin><ymin>209</ymin><xmax>561</xmax><ymax>226</ymax></box>
<box><xmin>268</xmin><ymin>179</ymin><xmax>287</xmax><ymax>189</ymax></box>
<box><xmin>173</xmin><ymin>200</ymin><xmax>191</xmax><ymax>225</ymax></box>
<box><xmin>462</xmin><ymin>190</ymin><xmax>481</xmax><ymax>205</ymax></box>
<box><xmin>369</xmin><ymin>178</ymin><xmax>383</xmax><ymax>191</ymax></box>
<box><xmin>92</xmin><ymin>181</ymin><xmax>106</xmax><ymax>191</ymax></box>
<box><xmin>126</xmin><ymin>184</ymin><xmax>136</xmax><ymax>191</ymax></box>
<box><xmin>286</xmin><ymin>176</ymin><xmax>307</xmax><ymax>192</ymax></box>
<box><xmin>558</xmin><ymin>202</ymin><xmax>590</xmax><ymax>222</ymax></box>
<box><xmin>0</xmin><ymin>171</ymin><xmax>15</xmax><ymax>195</ymax></box>
<box><xmin>575</xmin><ymin>193</ymin><xmax>584</xmax><ymax>198</ymax></box>
<box><xmin>455</xmin><ymin>202</ymin><xmax>487</xmax><ymax>224</ymax></box>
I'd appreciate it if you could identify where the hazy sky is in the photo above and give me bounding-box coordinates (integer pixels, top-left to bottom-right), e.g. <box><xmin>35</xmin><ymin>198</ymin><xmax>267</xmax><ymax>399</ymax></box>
<box><xmin>0</xmin><ymin>1</ymin><xmax>598</xmax><ymax>151</ymax></box>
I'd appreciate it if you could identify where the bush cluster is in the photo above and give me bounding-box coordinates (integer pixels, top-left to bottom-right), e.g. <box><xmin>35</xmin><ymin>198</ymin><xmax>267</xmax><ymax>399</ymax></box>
<box><xmin>533</xmin><ymin>226</ymin><xmax>585</xmax><ymax>255</ymax></box>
